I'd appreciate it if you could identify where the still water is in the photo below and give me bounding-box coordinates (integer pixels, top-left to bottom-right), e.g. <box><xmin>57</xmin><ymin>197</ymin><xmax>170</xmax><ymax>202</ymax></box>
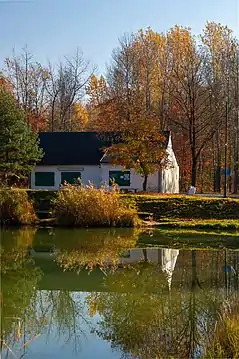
<box><xmin>1</xmin><ymin>228</ymin><xmax>239</xmax><ymax>359</ymax></box>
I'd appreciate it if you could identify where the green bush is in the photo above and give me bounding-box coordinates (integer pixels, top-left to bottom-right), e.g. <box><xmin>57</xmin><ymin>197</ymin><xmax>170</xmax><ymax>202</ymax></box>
<box><xmin>52</xmin><ymin>183</ymin><xmax>139</xmax><ymax>227</ymax></box>
<box><xmin>123</xmin><ymin>194</ymin><xmax>239</xmax><ymax>220</ymax></box>
<box><xmin>0</xmin><ymin>190</ymin><xmax>37</xmax><ymax>225</ymax></box>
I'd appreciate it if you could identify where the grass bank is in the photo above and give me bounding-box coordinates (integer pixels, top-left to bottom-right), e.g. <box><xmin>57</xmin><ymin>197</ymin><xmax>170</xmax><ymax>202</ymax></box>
<box><xmin>123</xmin><ymin>194</ymin><xmax>239</xmax><ymax>220</ymax></box>
<box><xmin>28</xmin><ymin>191</ymin><xmax>239</xmax><ymax>220</ymax></box>
<box><xmin>145</xmin><ymin>219</ymin><xmax>239</xmax><ymax>230</ymax></box>
<box><xmin>1</xmin><ymin>190</ymin><xmax>239</xmax><ymax>229</ymax></box>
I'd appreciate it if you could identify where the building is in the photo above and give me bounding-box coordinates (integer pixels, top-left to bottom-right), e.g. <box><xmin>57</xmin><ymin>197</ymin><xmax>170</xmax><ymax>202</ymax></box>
<box><xmin>30</xmin><ymin>132</ymin><xmax>179</xmax><ymax>192</ymax></box>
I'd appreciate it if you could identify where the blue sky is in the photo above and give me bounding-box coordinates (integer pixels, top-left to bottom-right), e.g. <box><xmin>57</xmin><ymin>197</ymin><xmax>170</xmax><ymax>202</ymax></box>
<box><xmin>0</xmin><ymin>0</ymin><xmax>238</xmax><ymax>75</ymax></box>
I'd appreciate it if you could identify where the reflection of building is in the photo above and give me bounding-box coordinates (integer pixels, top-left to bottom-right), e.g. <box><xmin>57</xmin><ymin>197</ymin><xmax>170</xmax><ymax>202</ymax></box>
<box><xmin>120</xmin><ymin>248</ymin><xmax>179</xmax><ymax>289</ymax></box>
<box><xmin>161</xmin><ymin>249</ymin><xmax>179</xmax><ymax>290</ymax></box>
<box><xmin>29</xmin><ymin>247</ymin><xmax>179</xmax><ymax>292</ymax></box>
<box><xmin>27</xmin><ymin>245</ymin><xmax>239</xmax><ymax>295</ymax></box>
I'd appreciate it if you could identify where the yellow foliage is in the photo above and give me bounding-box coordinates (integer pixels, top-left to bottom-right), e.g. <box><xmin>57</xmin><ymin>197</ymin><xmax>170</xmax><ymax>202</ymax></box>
<box><xmin>53</xmin><ymin>182</ymin><xmax>139</xmax><ymax>227</ymax></box>
<box><xmin>72</xmin><ymin>102</ymin><xmax>89</xmax><ymax>130</ymax></box>
<box><xmin>86</xmin><ymin>74</ymin><xmax>107</xmax><ymax>107</ymax></box>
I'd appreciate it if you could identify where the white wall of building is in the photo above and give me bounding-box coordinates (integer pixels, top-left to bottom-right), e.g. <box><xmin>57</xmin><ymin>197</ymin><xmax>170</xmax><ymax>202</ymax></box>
<box><xmin>162</xmin><ymin>136</ymin><xmax>179</xmax><ymax>193</ymax></box>
<box><xmin>31</xmin><ymin>165</ymin><xmax>101</xmax><ymax>190</ymax></box>
<box><xmin>100</xmin><ymin>164</ymin><xmax>160</xmax><ymax>192</ymax></box>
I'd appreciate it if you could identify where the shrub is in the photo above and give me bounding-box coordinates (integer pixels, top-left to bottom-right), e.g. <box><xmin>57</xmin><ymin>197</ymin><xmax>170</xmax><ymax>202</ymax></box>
<box><xmin>0</xmin><ymin>190</ymin><xmax>36</xmax><ymax>225</ymax></box>
<box><xmin>52</xmin><ymin>183</ymin><xmax>139</xmax><ymax>227</ymax></box>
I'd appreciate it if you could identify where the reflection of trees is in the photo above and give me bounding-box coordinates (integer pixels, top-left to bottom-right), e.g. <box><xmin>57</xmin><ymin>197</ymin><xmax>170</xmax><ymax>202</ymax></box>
<box><xmin>1</xmin><ymin>228</ymin><xmax>42</xmax><ymax>358</ymax></box>
<box><xmin>203</xmin><ymin>250</ymin><xmax>239</xmax><ymax>359</ymax></box>
<box><xmin>54</xmin><ymin>228</ymin><xmax>139</xmax><ymax>272</ymax></box>
<box><xmin>1</xmin><ymin>228</ymin><xmax>238</xmax><ymax>359</ymax></box>
<box><xmin>1</xmin><ymin>228</ymin><xmax>93</xmax><ymax>357</ymax></box>
<box><xmin>87</xmin><ymin>250</ymin><xmax>239</xmax><ymax>359</ymax></box>
<box><xmin>35</xmin><ymin>290</ymin><xmax>90</xmax><ymax>353</ymax></box>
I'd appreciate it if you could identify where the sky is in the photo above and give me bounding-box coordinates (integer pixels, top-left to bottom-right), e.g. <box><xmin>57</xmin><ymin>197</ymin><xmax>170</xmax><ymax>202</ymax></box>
<box><xmin>0</xmin><ymin>0</ymin><xmax>238</xmax><ymax>75</ymax></box>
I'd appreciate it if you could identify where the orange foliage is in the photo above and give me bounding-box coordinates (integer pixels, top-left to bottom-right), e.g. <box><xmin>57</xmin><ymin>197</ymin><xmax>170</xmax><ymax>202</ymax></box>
<box><xmin>0</xmin><ymin>74</ymin><xmax>12</xmax><ymax>93</ymax></box>
<box><xmin>27</xmin><ymin>111</ymin><xmax>47</xmax><ymax>132</ymax></box>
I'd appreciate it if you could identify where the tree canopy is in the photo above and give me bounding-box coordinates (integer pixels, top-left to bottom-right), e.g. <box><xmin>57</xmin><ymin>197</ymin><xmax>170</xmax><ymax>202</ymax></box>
<box><xmin>0</xmin><ymin>89</ymin><xmax>43</xmax><ymax>184</ymax></box>
<box><xmin>1</xmin><ymin>22</ymin><xmax>239</xmax><ymax>192</ymax></box>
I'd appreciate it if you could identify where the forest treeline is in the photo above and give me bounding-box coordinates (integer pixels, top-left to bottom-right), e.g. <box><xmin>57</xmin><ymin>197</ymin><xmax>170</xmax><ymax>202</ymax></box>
<box><xmin>0</xmin><ymin>22</ymin><xmax>238</xmax><ymax>192</ymax></box>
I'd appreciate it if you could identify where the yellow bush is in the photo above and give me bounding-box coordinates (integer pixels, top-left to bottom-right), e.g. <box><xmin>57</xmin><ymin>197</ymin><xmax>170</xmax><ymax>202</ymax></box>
<box><xmin>52</xmin><ymin>183</ymin><xmax>139</xmax><ymax>227</ymax></box>
<box><xmin>0</xmin><ymin>190</ymin><xmax>36</xmax><ymax>225</ymax></box>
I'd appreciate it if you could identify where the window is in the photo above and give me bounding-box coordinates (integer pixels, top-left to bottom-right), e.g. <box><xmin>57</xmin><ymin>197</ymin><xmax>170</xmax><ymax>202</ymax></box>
<box><xmin>35</xmin><ymin>172</ymin><xmax>55</xmax><ymax>187</ymax></box>
<box><xmin>61</xmin><ymin>172</ymin><xmax>81</xmax><ymax>185</ymax></box>
<box><xmin>109</xmin><ymin>170</ymin><xmax>130</xmax><ymax>186</ymax></box>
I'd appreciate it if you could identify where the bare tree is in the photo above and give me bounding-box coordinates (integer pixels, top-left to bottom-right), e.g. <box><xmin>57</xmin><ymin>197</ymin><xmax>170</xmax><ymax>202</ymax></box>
<box><xmin>4</xmin><ymin>46</ymin><xmax>49</xmax><ymax>130</ymax></box>
<box><xmin>46</xmin><ymin>49</ymin><xmax>95</xmax><ymax>131</ymax></box>
<box><xmin>168</xmin><ymin>38</ymin><xmax>222</xmax><ymax>187</ymax></box>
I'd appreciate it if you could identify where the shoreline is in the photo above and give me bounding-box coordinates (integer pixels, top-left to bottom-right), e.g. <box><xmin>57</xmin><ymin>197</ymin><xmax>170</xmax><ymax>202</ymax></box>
<box><xmin>1</xmin><ymin>218</ymin><xmax>239</xmax><ymax>231</ymax></box>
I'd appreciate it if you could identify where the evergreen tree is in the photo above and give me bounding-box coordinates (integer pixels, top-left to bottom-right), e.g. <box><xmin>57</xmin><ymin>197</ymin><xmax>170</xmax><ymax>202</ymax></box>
<box><xmin>0</xmin><ymin>89</ymin><xmax>43</xmax><ymax>184</ymax></box>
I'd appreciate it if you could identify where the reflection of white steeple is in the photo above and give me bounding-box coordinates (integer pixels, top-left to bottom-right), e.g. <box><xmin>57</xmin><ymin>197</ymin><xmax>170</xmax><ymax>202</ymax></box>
<box><xmin>161</xmin><ymin>249</ymin><xmax>179</xmax><ymax>290</ymax></box>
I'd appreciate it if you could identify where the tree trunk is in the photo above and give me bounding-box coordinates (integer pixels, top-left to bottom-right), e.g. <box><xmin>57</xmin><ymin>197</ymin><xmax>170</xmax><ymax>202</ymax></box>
<box><xmin>191</xmin><ymin>159</ymin><xmax>197</xmax><ymax>187</ymax></box>
<box><xmin>142</xmin><ymin>249</ymin><xmax>148</xmax><ymax>262</ymax></box>
<box><xmin>215</xmin><ymin>130</ymin><xmax>221</xmax><ymax>192</ymax></box>
<box><xmin>143</xmin><ymin>175</ymin><xmax>148</xmax><ymax>191</ymax></box>
<box><xmin>233</xmin><ymin>115</ymin><xmax>239</xmax><ymax>193</ymax></box>
<box><xmin>234</xmin><ymin>157</ymin><xmax>239</xmax><ymax>193</ymax></box>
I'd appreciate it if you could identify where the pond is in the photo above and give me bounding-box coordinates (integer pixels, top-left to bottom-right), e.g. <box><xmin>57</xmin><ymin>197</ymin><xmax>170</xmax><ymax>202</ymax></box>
<box><xmin>1</xmin><ymin>228</ymin><xmax>239</xmax><ymax>359</ymax></box>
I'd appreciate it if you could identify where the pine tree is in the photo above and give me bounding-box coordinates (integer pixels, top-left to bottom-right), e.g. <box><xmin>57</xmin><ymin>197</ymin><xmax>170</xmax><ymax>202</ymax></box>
<box><xmin>0</xmin><ymin>89</ymin><xmax>43</xmax><ymax>184</ymax></box>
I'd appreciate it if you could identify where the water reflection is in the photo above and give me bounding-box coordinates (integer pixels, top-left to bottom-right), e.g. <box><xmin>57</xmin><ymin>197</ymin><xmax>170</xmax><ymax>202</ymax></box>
<box><xmin>0</xmin><ymin>228</ymin><xmax>238</xmax><ymax>359</ymax></box>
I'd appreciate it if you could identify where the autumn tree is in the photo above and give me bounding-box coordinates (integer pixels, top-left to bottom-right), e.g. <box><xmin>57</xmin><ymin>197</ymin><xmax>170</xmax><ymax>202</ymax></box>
<box><xmin>86</xmin><ymin>74</ymin><xmax>107</xmax><ymax>108</ymax></box>
<box><xmin>70</xmin><ymin>102</ymin><xmax>89</xmax><ymax>131</ymax></box>
<box><xmin>4</xmin><ymin>47</ymin><xmax>49</xmax><ymax>131</ymax></box>
<box><xmin>103</xmin><ymin>114</ymin><xmax>168</xmax><ymax>191</ymax></box>
<box><xmin>4</xmin><ymin>47</ymin><xmax>94</xmax><ymax>133</ymax></box>
<box><xmin>85</xmin><ymin>74</ymin><xmax>109</xmax><ymax>130</ymax></box>
<box><xmin>0</xmin><ymin>72</ymin><xmax>12</xmax><ymax>92</ymax></box>
<box><xmin>201</xmin><ymin>22</ymin><xmax>239</xmax><ymax>192</ymax></box>
<box><xmin>164</xmin><ymin>26</ymin><xmax>223</xmax><ymax>187</ymax></box>
<box><xmin>87</xmin><ymin>35</ymin><xmax>168</xmax><ymax>191</ymax></box>
<box><xmin>3</xmin><ymin>24</ymin><xmax>238</xmax><ymax>192</ymax></box>
<box><xmin>87</xmin><ymin>23</ymin><xmax>238</xmax><ymax>192</ymax></box>
<box><xmin>46</xmin><ymin>49</ymin><xmax>94</xmax><ymax>132</ymax></box>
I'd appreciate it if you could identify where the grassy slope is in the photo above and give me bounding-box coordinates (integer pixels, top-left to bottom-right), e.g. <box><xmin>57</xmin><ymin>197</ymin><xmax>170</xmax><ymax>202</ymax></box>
<box><xmin>124</xmin><ymin>194</ymin><xmax>239</xmax><ymax>220</ymax></box>
<box><xmin>145</xmin><ymin>218</ymin><xmax>239</xmax><ymax>230</ymax></box>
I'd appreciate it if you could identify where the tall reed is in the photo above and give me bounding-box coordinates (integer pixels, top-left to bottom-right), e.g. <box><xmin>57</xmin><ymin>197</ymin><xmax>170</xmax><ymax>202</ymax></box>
<box><xmin>52</xmin><ymin>183</ymin><xmax>139</xmax><ymax>227</ymax></box>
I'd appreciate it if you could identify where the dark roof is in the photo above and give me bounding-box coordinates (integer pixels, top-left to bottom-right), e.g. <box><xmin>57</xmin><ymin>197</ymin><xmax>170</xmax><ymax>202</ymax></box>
<box><xmin>38</xmin><ymin>132</ymin><xmax>112</xmax><ymax>165</ymax></box>
<box><xmin>38</xmin><ymin>131</ymin><xmax>171</xmax><ymax>166</ymax></box>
